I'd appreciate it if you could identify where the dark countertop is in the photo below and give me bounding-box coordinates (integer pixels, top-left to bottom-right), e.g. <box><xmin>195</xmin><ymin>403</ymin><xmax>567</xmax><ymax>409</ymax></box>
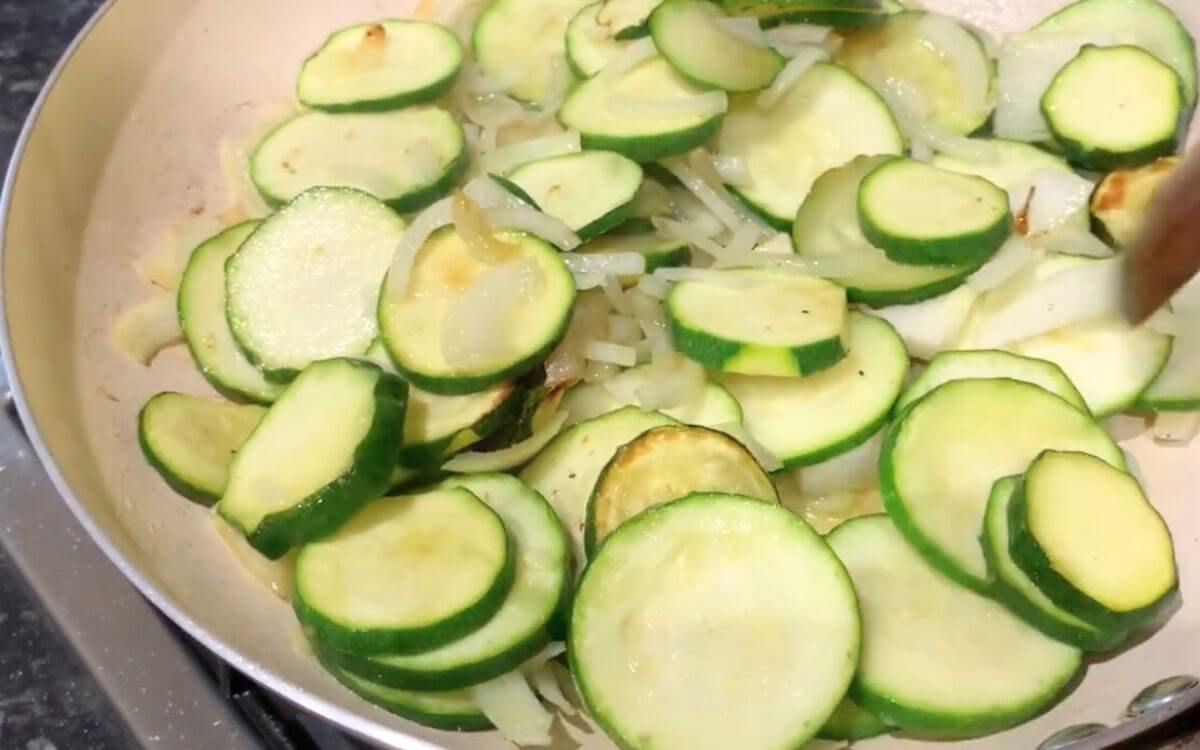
<box><xmin>0</xmin><ymin>3</ymin><xmax>135</xmax><ymax>748</ymax></box>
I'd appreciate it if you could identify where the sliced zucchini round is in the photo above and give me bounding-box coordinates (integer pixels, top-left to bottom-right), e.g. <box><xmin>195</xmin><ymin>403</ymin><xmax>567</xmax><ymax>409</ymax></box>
<box><xmin>560</xmin><ymin>370</ymin><xmax>741</xmax><ymax>427</ymax></box>
<box><xmin>566</xmin><ymin>2</ymin><xmax>631</xmax><ymax>77</ymax></box>
<box><xmin>649</xmin><ymin>0</ymin><xmax>785</xmax><ymax>93</ymax></box>
<box><xmin>473</xmin><ymin>0</ymin><xmax>594</xmax><ymax>103</ymax></box>
<box><xmin>1041</xmin><ymin>44</ymin><xmax>1182</xmax><ymax>171</ymax></box>
<box><xmin>718</xmin><ymin>311</ymin><xmax>908</xmax><ymax>469</ymax></box>
<box><xmin>332</xmin><ymin>474</ymin><xmax>569</xmax><ymax>690</ymax></box>
<box><xmin>828</xmin><ymin>515</ymin><xmax>1081</xmax><ymax>737</ymax></box>
<box><xmin>719</xmin><ymin>62</ymin><xmax>903</xmax><ymax>228</ymax></box>
<box><xmin>226</xmin><ymin>187</ymin><xmax>406</xmax><ymax>381</ymax></box>
<box><xmin>506</xmin><ymin>150</ymin><xmax>643</xmax><ymax>241</ymax></box>
<box><xmin>177</xmin><ymin>221</ymin><xmax>283</xmax><ymax>404</ymax></box>
<box><xmin>295</xmin><ymin>486</ymin><xmax>514</xmax><ymax>655</ymax></box>
<box><xmin>378</xmin><ymin>226</ymin><xmax>576</xmax><ymax>395</ymax></box>
<box><xmin>1090</xmin><ymin>156</ymin><xmax>1179</xmax><ymax>248</ymax></box>
<box><xmin>250</xmin><ymin>108</ymin><xmax>466</xmax><ymax>212</ymax></box>
<box><xmin>722</xmin><ymin>0</ymin><xmax>881</xmax><ymax>16</ymax></box>
<box><xmin>399</xmin><ymin>381</ymin><xmax>522</xmax><ymax>469</ymax></box>
<box><xmin>793</xmin><ymin>155</ymin><xmax>975</xmax><ymax>306</ymax></box>
<box><xmin>857</xmin><ymin>158</ymin><xmax>1011</xmax><ymax>267</ymax></box>
<box><xmin>881</xmin><ymin>377</ymin><xmax>1125</xmax><ymax>591</ymax></box>
<box><xmin>982</xmin><ymin>475</ymin><xmax>1121</xmax><ymax>651</ymax></box>
<box><xmin>1010</xmin><ymin>450</ymin><xmax>1177</xmax><ymax>629</ymax></box>
<box><xmin>1137</xmin><ymin>327</ymin><xmax>1200</xmax><ymax>411</ymax></box>
<box><xmin>572</xmin><ymin>493</ymin><xmax>859</xmax><ymax>750</ymax></box>
<box><xmin>558</xmin><ymin>56</ymin><xmax>727</xmax><ymax>162</ymax></box>
<box><xmin>314</xmin><ymin>642</ymin><xmax>490</xmax><ymax>732</ymax></box>
<box><xmin>520</xmin><ymin>406</ymin><xmax>677</xmax><ymax>563</ymax></box>
<box><xmin>759</xmin><ymin>7</ymin><xmax>889</xmax><ymax>28</ymax></box>
<box><xmin>218</xmin><ymin>358</ymin><xmax>407</xmax><ymax>559</ymax></box>
<box><xmin>598</xmin><ymin>0</ymin><xmax>665</xmax><ymax>39</ymax></box>
<box><xmin>835</xmin><ymin>11</ymin><xmax>995</xmax><ymax>135</ymax></box>
<box><xmin>896</xmin><ymin>349</ymin><xmax>1088</xmax><ymax>415</ymax></box>
<box><xmin>585</xmin><ymin>424</ymin><xmax>778</xmax><ymax>551</ymax></box>
<box><xmin>296</xmin><ymin>21</ymin><xmax>463</xmax><ymax>112</ymax></box>
<box><xmin>138</xmin><ymin>393</ymin><xmax>265</xmax><ymax>506</ymax></box>
<box><xmin>667</xmin><ymin>269</ymin><xmax>847</xmax><ymax>377</ymax></box>
<box><xmin>818</xmin><ymin>698</ymin><xmax>889</xmax><ymax>741</ymax></box>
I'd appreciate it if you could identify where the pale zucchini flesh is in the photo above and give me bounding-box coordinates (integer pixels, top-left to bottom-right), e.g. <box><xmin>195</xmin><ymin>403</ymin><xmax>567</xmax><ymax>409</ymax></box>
<box><xmin>138</xmin><ymin>393</ymin><xmax>265</xmax><ymax>506</ymax></box>
<box><xmin>560</xmin><ymin>371</ymin><xmax>742</xmax><ymax>428</ymax></box>
<box><xmin>818</xmin><ymin>697</ymin><xmax>889</xmax><ymax>741</ymax></box>
<box><xmin>881</xmin><ymin>377</ymin><xmax>1125</xmax><ymax>591</ymax></box>
<box><xmin>473</xmin><ymin>0</ymin><xmax>596</xmax><ymax>103</ymax></box>
<box><xmin>793</xmin><ymin>155</ymin><xmax>975</xmax><ymax>306</ymax></box>
<box><xmin>294</xmin><ymin>487</ymin><xmax>514</xmax><ymax>655</ymax></box>
<box><xmin>1090</xmin><ymin>156</ymin><xmax>1179</xmax><ymax>247</ymax></box>
<box><xmin>719</xmin><ymin>62</ymin><xmax>903</xmax><ymax>228</ymax></box>
<box><xmin>177</xmin><ymin>221</ymin><xmax>283</xmax><ymax>404</ymax></box>
<box><xmin>226</xmin><ymin>187</ymin><xmax>406</xmax><ymax>380</ymax></box>
<box><xmin>649</xmin><ymin>0</ymin><xmax>785</xmax><ymax>92</ymax></box>
<box><xmin>506</xmin><ymin>150</ymin><xmax>643</xmax><ymax>240</ymax></box>
<box><xmin>572</xmin><ymin>494</ymin><xmax>860</xmax><ymax>750</ymax></box>
<box><xmin>297</xmin><ymin>21</ymin><xmax>463</xmax><ymax>112</ymax></box>
<box><xmin>666</xmin><ymin>269</ymin><xmax>847</xmax><ymax>377</ymax></box>
<box><xmin>828</xmin><ymin>515</ymin><xmax>1081</xmax><ymax>737</ymax></box>
<box><xmin>566</xmin><ymin>2</ymin><xmax>632</xmax><ymax>77</ymax></box>
<box><xmin>218</xmin><ymin>358</ymin><xmax>407</xmax><ymax>558</ymax></box>
<box><xmin>585</xmin><ymin>424</ymin><xmax>778</xmax><ymax>551</ymax></box>
<box><xmin>378</xmin><ymin>226</ymin><xmax>576</xmax><ymax>395</ymax></box>
<box><xmin>718</xmin><ymin>311</ymin><xmax>908</xmax><ymax>469</ymax></box>
<box><xmin>896</xmin><ymin>349</ymin><xmax>1088</xmax><ymax>414</ymax></box>
<box><xmin>1138</xmin><ymin>325</ymin><xmax>1200</xmax><ymax>410</ymax></box>
<box><xmin>399</xmin><ymin>381</ymin><xmax>521</xmax><ymax>469</ymax></box>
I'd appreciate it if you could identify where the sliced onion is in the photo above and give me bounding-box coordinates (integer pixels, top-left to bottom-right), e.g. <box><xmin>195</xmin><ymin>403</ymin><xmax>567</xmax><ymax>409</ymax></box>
<box><xmin>651</xmin><ymin>216</ymin><xmax>727</xmax><ymax>257</ymax></box>
<box><xmin>668</xmin><ymin>189</ymin><xmax>726</xmax><ymax>238</ymax></box>
<box><xmin>713</xmin><ymin>421</ymin><xmax>782</xmax><ymax>471</ymax></box>
<box><xmin>607</xmin><ymin>313</ymin><xmax>643</xmax><ymax>344</ymax></box>
<box><xmin>1025</xmin><ymin>169</ymin><xmax>1094</xmax><ymax>235</ymax></box>
<box><xmin>873</xmin><ymin>76</ymin><xmax>996</xmax><ymax>161</ymax></box>
<box><xmin>796</xmin><ymin>430</ymin><xmax>882</xmax><ymax>495</ymax></box>
<box><xmin>529</xmin><ymin>662</ymin><xmax>576</xmax><ymax>716</ymax></box>
<box><xmin>452</xmin><ymin>191</ymin><xmax>518</xmax><ymax>263</ymax></box>
<box><xmin>995</xmin><ymin>33</ymin><xmax>1089</xmax><ymax>142</ymax></box>
<box><xmin>584</xmin><ymin>340</ymin><xmax>638</xmax><ymax>367</ymax></box>
<box><xmin>632</xmin><ymin>356</ymin><xmax>705</xmax><ymax>410</ymax></box>
<box><xmin>712</xmin><ymin>154</ymin><xmax>752</xmax><ymax>186</ymax></box>
<box><xmin>463</xmin><ymin>175</ymin><xmax>526</xmax><ymax>209</ymax></box>
<box><xmin>545</xmin><ymin>291</ymin><xmax>611</xmax><ymax>386</ymax></box>
<box><xmin>562</xmin><ymin>252</ymin><xmax>646</xmax><ymax>276</ymax></box>
<box><xmin>714</xmin><ymin>16</ymin><xmax>769</xmax><ymax>47</ymax></box>
<box><xmin>441</xmin><ymin>257</ymin><xmax>544</xmax><ymax>368</ymax></box>
<box><xmin>916</xmin><ymin>14</ymin><xmax>990</xmax><ymax>115</ymax></box>
<box><xmin>763</xmin><ymin>23</ymin><xmax>830</xmax><ymax>46</ymax></box>
<box><xmin>652</xmin><ymin>267</ymin><xmax>756</xmax><ymax>287</ymax></box>
<box><xmin>459</xmin><ymin>61</ymin><xmax>513</xmax><ymax>95</ymax></box>
<box><xmin>630</xmin><ymin>179</ymin><xmax>674</xmax><ymax>218</ymax></box>
<box><xmin>480</xmin><ymin>130</ymin><xmax>581</xmax><ymax>175</ymax></box>
<box><xmin>572</xmin><ymin>272</ymin><xmax>605</xmax><ymax>289</ymax></box>
<box><xmin>385</xmin><ymin>197</ymin><xmax>453</xmax><ymax>299</ymax></box>
<box><xmin>109</xmin><ymin>291</ymin><xmax>183</xmax><ymax>365</ymax></box>
<box><xmin>975</xmin><ymin>257</ymin><xmax>1121</xmax><ymax>347</ymax></box>
<box><xmin>711</xmin><ymin>222</ymin><xmax>764</xmax><ymax>268</ymax></box>
<box><xmin>757</xmin><ymin>44</ymin><xmax>828</xmax><ymax>109</ymax></box>
<box><xmin>456</xmin><ymin>90</ymin><xmax>526</xmax><ymax>131</ymax></box>
<box><xmin>1153</xmin><ymin>411</ymin><xmax>1200</xmax><ymax>445</ymax></box>
<box><xmin>595</xmin><ymin>37</ymin><xmax>657</xmax><ymax>85</ymax></box>
<box><xmin>485</xmin><ymin>205</ymin><xmax>581</xmax><ymax>250</ymax></box>
<box><xmin>629</xmin><ymin>288</ymin><xmax>673</xmax><ymax>356</ymax></box>
<box><xmin>635</xmin><ymin>273</ymin><xmax>671</xmax><ymax>299</ymax></box>
<box><xmin>445</xmin><ymin>411</ymin><xmax>568</xmax><ymax>473</ymax></box>
<box><xmin>607</xmin><ymin>90</ymin><xmax>728</xmax><ymax>120</ymax></box>
<box><xmin>584</xmin><ymin>360</ymin><xmax>620</xmax><ymax>382</ymax></box>
<box><xmin>471</xmin><ymin>671</ymin><xmax>553</xmax><ymax>747</ymax></box>
<box><xmin>967</xmin><ymin>235</ymin><xmax>1039</xmax><ymax>292</ymax></box>
<box><xmin>662</xmin><ymin>152</ymin><xmax>765</xmax><ymax>233</ymax></box>
<box><xmin>603</xmin><ymin>274</ymin><xmax>634</xmax><ymax>315</ymax></box>
<box><xmin>1035</xmin><ymin>224</ymin><xmax>1114</xmax><ymax>258</ymax></box>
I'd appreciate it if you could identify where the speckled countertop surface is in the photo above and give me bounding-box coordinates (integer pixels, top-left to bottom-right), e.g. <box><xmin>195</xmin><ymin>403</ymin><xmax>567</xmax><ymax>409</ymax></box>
<box><xmin>0</xmin><ymin>3</ymin><xmax>136</xmax><ymax>748</ymax></box>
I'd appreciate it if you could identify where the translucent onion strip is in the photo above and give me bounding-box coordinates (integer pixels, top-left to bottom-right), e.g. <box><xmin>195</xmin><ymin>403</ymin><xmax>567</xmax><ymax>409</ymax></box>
<box><xmin>975</xmin><ymin>258</ymin><xmax>1122</xmax><ymax>347</ymax></box>
<box><xmin>385</xmin><ymin>197</ymin><xmax>453</xmax><ymax>299</ymax></box>
<box><xmin>915</xmin><ymin>14</ymin><xmax>990</xmax><ymax>115</ymax></box>
<box><xmin>485</xmin><ymin>206</ymin><xmax>581</xmax><ymax>250</ymax></box>
<box><xmin>757</xmin><ymin>44</ymin><xmax>827</xmax><ymax>109</ymax></box>
<box><xmin>561</xmin><ymin>252</ymin><xmax>646</xmax><ymax>276</ymax></box>
<box><xmin>109</xmin><ymin>291</ymin><xmax>184</xmax><ymax>365</ymax></box>
<box><xmin>479</xmin><ymin>130</ymin><xmax>581</xmax><ymax>175</ymax></box>
<box><xmin>584</xmin><ymin>340</ymin><xmax>638</xmax><ymax>367</ymax></box>
<box><xmin>594</xmin><ymin>37</ymin><xmax>658</xmax><ymax>85</ymax></box>
<box><xmin>453</xmin><ymin>191</ymin><xmax>519</xmax><ymax>263</ymax></box>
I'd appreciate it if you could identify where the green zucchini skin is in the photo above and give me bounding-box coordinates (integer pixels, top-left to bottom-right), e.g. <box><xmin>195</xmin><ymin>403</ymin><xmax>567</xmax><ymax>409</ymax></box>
<box><xmin>817</xmin><ymin>698</ymin><xmax>889</xmax><ymax>741</ymax></box>
<box><xmin>573</xmin><ymin>115</ymin><xmax>724</xmax><ymax>164</ymax></box>
<box><xmin>667</xmin><ymin>316</ymin><xmax>845</xmax><ymax>376</ymax></box>
<box><xmin>759</xmin><ymin>8</ymin><xmax>888</xmax><ymax>28</ymax></box>
<box><xmin>847</xmin><ymin>265</ymin><xmax>977</xmax><ymax>307</ymax></box>
<box><xmin>225</xmin><ymin>361</ymin><xmax>409</xmax><ymax>559</ymax></box>
<box><xmin>395</xmin><ymin>383</ymin><xmax>525</xmax><ymax>470</ymax></box>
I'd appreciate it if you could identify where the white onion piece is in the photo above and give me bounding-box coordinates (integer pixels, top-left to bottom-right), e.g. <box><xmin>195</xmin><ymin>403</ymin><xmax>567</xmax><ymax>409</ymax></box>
<box><xmin>711</xmin><ymin>222</ymin><xmax>764</xmax><ymax>268</ymax></box>
<box><xmin>456</xmin><ymin>90</ymin><xmax>525</xmax><ymax>130</ymax></box>
<box><xmin>584</xmin><ymin>360</ymin><xmax>620</xmax><ymax>382</ymax></box>
<box><xmin>632</xmin><ymin>356</ymin><xmax>705</xmax><ymax>410</ymax></box>
<box><xmin>652</xmin><ymin>267</ymin><xmax>756</xmax><ymax>287</ymax></box>
<box><xmin>480</xmin><ymin>130</ymin><xmax>581</xmax><ymax>175</ymax></box>
<box><xmin>572</xmin><ymin>272</ymin><xmax>604</xmax><ymax>290</ymax></box>
<box><xmin>755</xmin><ymin>232</ymin><xmax>793</xmax><ymax>256</ymax></box>
<box><xmin>1025</xmin><ymin>169</ymin><xmax>1094</xmax><ymax>235</ymax></box>
<box><xmin>975</xmin><ymin>258</ymin><xmax>1121</xmax><ymax>347</ymax></box>
<box><xmin>874</xmin><ymin>76</ymin><xmax>996</xmax><ymax>161</ymax></box>
<box><xmin>714</xmin><ymin>17</ymin><xmax>770</xmax><ymax>47</ymax></box>
<box><xmin>584</xmin><ymin>340</ymin><xmax>638</xmax><ymax>367</ymax></box>
<box><xmin>669</xmin><ymin>190</ymin><xmax>726</xmax><ymax>238</ymax></box>
<box><xmin>463</xmin><ymin>175</ymin><xmax>526</xmax><ymax>209</ymax></box>
<box><xmin>630</xmin><ymin>288</ymin><xmax>673</xmax><ymax>356</ymax></box>
<box><xmin>607</xmin><ymin>90</ymin><xmax>728</xmax><ymax>120</ymax></box>
<box><xmin>873</xmin><ymin>285</ymin><xmax>977</xmax><ymax>360</ymax></box>
<box><xmin>757</xmin><ymin>44</ymin><xmax>827</xmax><ymax>109</ymax></box>
<box><xmin>441</xmin><ymin>257</ymin><xmax>543</xmax><ymax>368</ymax></box>
<box><xmin>485</xmin><ymin>206</ymin><xmax>581</xmax><ymax>250</ymax></box>
<box><xmin>916</xmin><ymin>14</ymin><xmax>990</xmax><ymax>115</ymax></box>
<box><xmin>651</xmin><ymin>216</ymin><xmax>728</xmax><ymax>257</ymax></box>
<box><xmin>635</xmin><ymin>273</ymin><xmax>671</xmax><ymax>299</ymax></box>
<box><xmin>109</xmin><ymin>291</ymin><xmax>183</xmax><ymax>365</ymax></box>
<box><xmin>459</xmin><ymin>61</ymin><xmax>513</xmax><ymax>95</ymax></box>
<box><xmin>796</xmin><ymin>430</ymin><xmax>882</xmax><ymax>495</ymax></box>
<box><xmin>385</xmin><ymin>198</ymin><xmax>453</xmax><ymax>299</ymax></box>
<box><xmin>608</xmin><ymin>313</ymin><xmax>643</xmax><ymax>344</ymax></box>
<box><xmin>603</xmin><ymin>274</ymin><xmax>634</xmax><ymax>315</ymax></box>
<box><xmin>910</xmin><ymin>140</ymin><xmax>935</xmax><ymax>162</ymax></box>
<box><xmin>1153</xmin><ymin>411</ymin><xmax>1200</xmax><ymax>445</ymax></box>
<box><xmin>712</xmin><ymin>154</ymin><xmax>752</xmax><ymax>186</ymax></box>
<box><xmin>713</xmin><ymin>421</ymin><xmax>783</xmax><ymax>471</ymax></box>
<box><xmin>1035</xmin><ymin>225</ymin><xmax>1113</xmax><ymax>258</ymax></box>
<box><xmin>967</xmin><ymin>235</ymin><xmax>1038</xmax><ymax>292</ymax></box>
<box><xmin>529</xmin><ymin>662</ymin><xmax>576</xmax><ymax>716</ymax></box>
<box><xmin>666</xmin><ymin>151</ymin><xmax>768</xmax><ymax>232</ymax></box>
<box><xmin>594</xmin><ymin>37</ymin><xmax>657</xmax><ymax>85</ymax></box>
<box><xmin>631</xmin><ymin>179</ymin><xmax>674</xmax><ymax>218</ymax></box>
<box><xmin>444</xmin><ymin>411</ymin><xmax>569</xmax><ymax>473</ymax></box>
<box><xmin>471</xmin><ymin>672</ymin><xmax>553</xmax><ymax>747</ymax></box>
<box><xmin>561</xmin><ymin>252</ymin><xmax>646</xmax><ymax>276</ymax></box>
<box><xmin>995</xmin><ymin>33</ymin><xmax>1089</xmax><ymax>142</ymax></box>
<box><xmin>453</xmin><ymin>191</ymin><xmax>518</xmax><ymax>263</ymax></box>
<box><xmin>764</xmin><ymin>24</ymin><xmax>830</xmax><ymax>46</ymax></box>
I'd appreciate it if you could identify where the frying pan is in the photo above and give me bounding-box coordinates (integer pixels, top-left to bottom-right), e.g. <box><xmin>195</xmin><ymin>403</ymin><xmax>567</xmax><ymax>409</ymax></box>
<box><xmin>1</xmin><ymin>1</ymin><xmax>1197</xmax><ymax>748</ymax></box>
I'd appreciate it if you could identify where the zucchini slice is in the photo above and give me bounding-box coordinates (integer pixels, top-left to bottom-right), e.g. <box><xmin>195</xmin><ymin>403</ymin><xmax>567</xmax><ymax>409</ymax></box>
<box><xmin>649</xmin><ymin>0</ymin><xmax>785</xmax><ymax>93</ymax></box>
<box><xmin>667</xmin><ymin>269</ymin><xmax>847</xmax><ymax>377</ymax></box>
<box><xmin>719</xmin><ymin>62</ymin><xmax>903</xmax><ymax>228</ymax></box>
<box><xmin>1010</xmin><ymin>450</ymin><xmax>1177</xmax><ymax>628</ymax></box>
<box><xmin>218</xmin><ymin>358</ymin><xmax>407</xmax><ymax>558</ymax></box>
<box><xmin>250</xmin><ymin>108</ymin><xmax>466</xmax><ymax>212</ymax></box>
<box><xmin>881</xmin><ymin>377</ymin><xmax>1125</xmax><ymax>591</ymax></box>
<box><xmin>378</xmin><ymin>226</ymin><xmax>576</xmax><ymax>395</ymax></box>
<box><xmin>520</xmin><ymin>406</ymin><xmax>677</xmax><ymax>563</ymax></box>
<box><xmin>138</xmin><ymin>393</ymin><xmax>265</xmax><ymax>506</ymax></box>
<box><xmin>226</xmin><ymin>187</ymin><xmax>406</xmax><ymax>380</ymax></box>
<box><xmin>576</xmin><ymin>231</ymin><xmax>690</xmax><ymax>277</ymax></box>
<box><xmin>1041</xmin><ymin>44</ymin><xmax>1182</xmax><ymax>171</ymax></box>
<box><xmin>793</xmin><ymin>155</ymin><xmax>975</xmax><ymax>306</ymax></box>
<box><xmin>332</xmin><ymin>474</ymin><xmax>569</xmax><ymax>690</ymax></box>
<box><xmin>558</xmin><ymin>56</ymin><xmax>727</xmax><ymax>162</ymax></box>
<box><xmin>982</xmin><ymin>475</ymin><xmax>1121</xmax><ymax>650</ymax></box>
<box><xmin>315</xmin><ymin>643</ymin><xmax>490</xmax><ymax>731</ymax></box>
<box><xmin>857</xmin><ymin>158</ymin><xmax>1011</xmax><ymax>267</ymax></box>
<box><xmin>566</xmin><ymin>2</ymin><xmax>632</xmax><ymax>77</ymax></box>
<box><xmin>722</xmin><ymin>0</ymin><xmax>881</xmax><ymax>16</ymax></box>
<box><xmin>585</xmin><ymin>425</ymin><xmax>778</xmax><ymax>551</ymax></box>
<box><xmin>1137</xmin><ymin>325</ymin><xmax>1200</xmax><ymax>411</ymax></box>
<box><xmin>505</xmin><ymin>150</ymin><xmax>643</xmax><ymax>241</ymax></box>
<box><xmin>473</xmin><ymin>0</ymin><xmax>594</xmax><ymax>103</ymax></box>
<box><xmin>828</xmin><ymin>515</ymin><xmax>1081</xmax><ymax>737</ymax></box>
<box><xmin>718</xmin><ymin>311</ymin><xmax>908</xmax><ymax>469</ymax></box>
<box><xmin>759</xmin><ymin>7</ymin><xmax>889</xmax><ymax>28</ymax></box>
<box><xmin>896</xmin><ymin>349</ymin><xmax>1088</xmax><ymax>415</ymax></box>
<box><xmin>1090</xmin><ymin>156</ymin><xmax>1179</xmax><ymax>247</ymax></box>
<box><xmin>835</xmin><ymin>11</ymin><xmax>995</xmax><ymax>135</ymax></box>
<box><xmin>399</xmin><ymin>381</ymin><xmax>523</xmax><ymax>469</ymax></box>
<box><xmin>818</xmin><ymin>698</ymin><xmax>889</xmax><ymax>741</ymax></box>
<box><xmin>296</xmin><ymin>21</ymin><xmax>463</xmax><ymax>112</ymax></box>
<box><xmin>177</xmin><ymin>221</ymin><xmax>283</xmax><ymax>404</ymax></box>
<box><xmin>560</xmin><ymin>369</ymin><xmax>741</xmax><ymax>427</ymax></box>
<box><xmin>572</xmin><ymin>493</ymin><xmax>859</xmax><ymax>750</ymax></box>
<box><xmin>295</xmin><ymin>486</ymin><xmax>514</xmax><ymax>655</ymax></box>
<box><xmin>598</xmin><ymin>0</ymin><xmax>665</xmax><ymax>39</ymax></box>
